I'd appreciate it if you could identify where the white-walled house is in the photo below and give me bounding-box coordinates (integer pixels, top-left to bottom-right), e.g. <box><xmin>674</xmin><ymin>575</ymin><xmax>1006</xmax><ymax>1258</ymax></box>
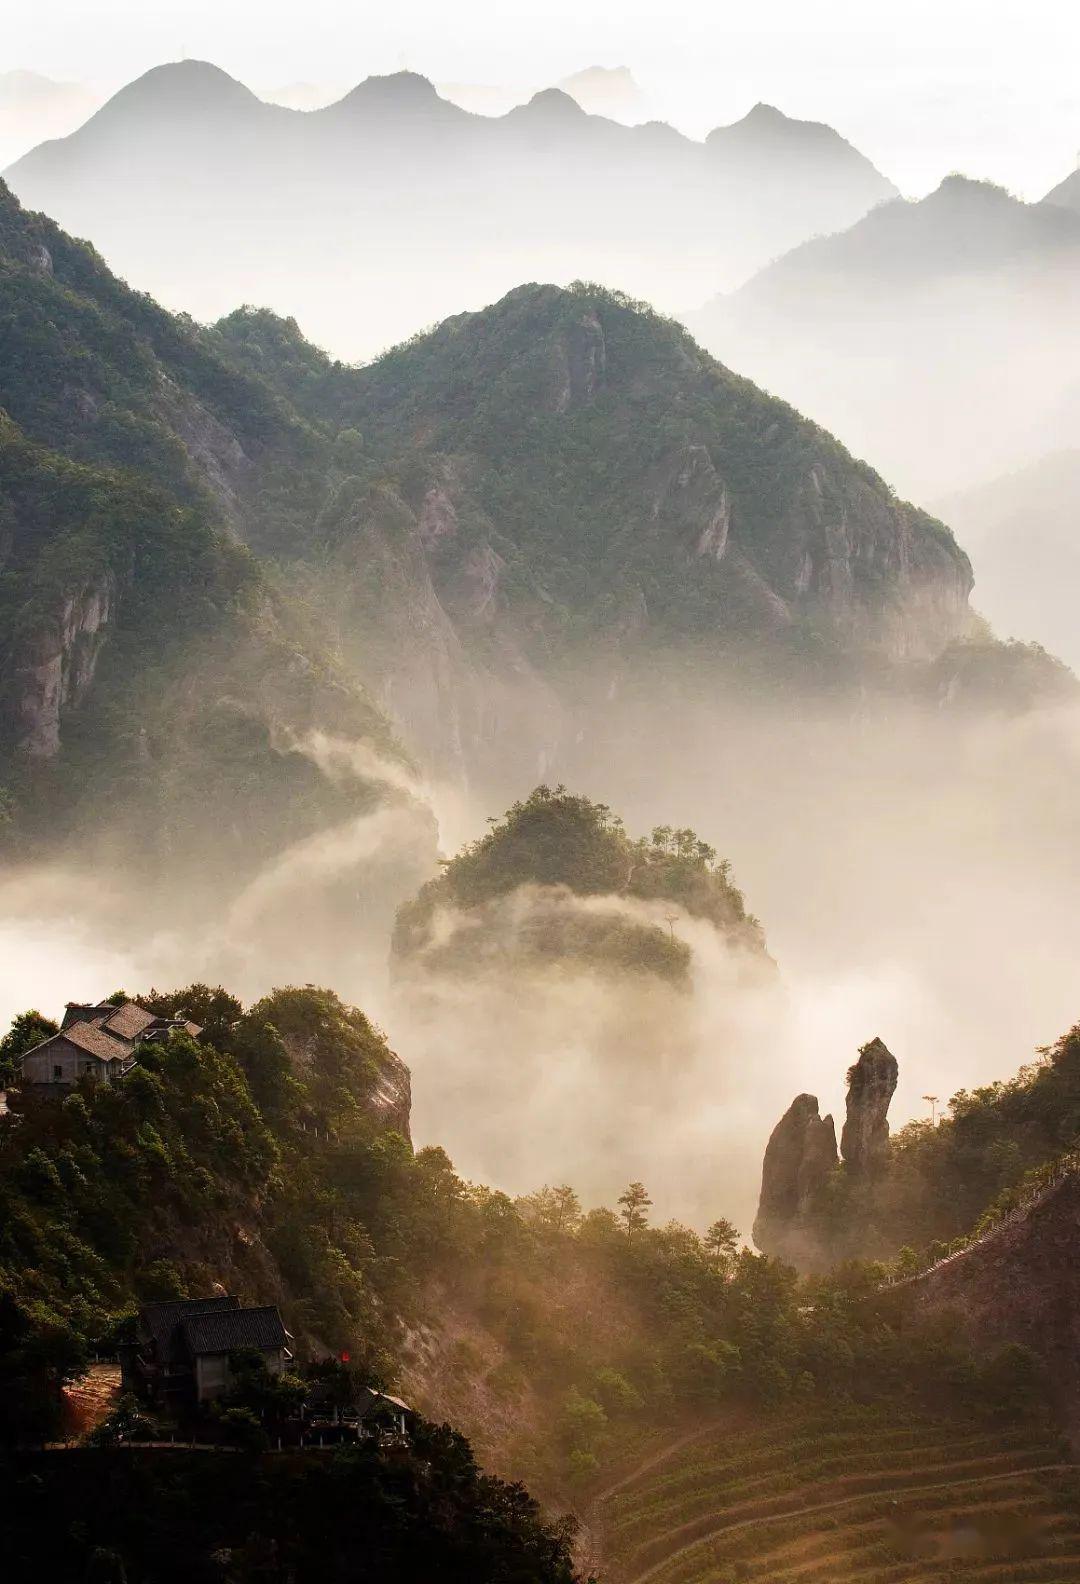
<box><xmin>20</xmin><ymin>998</ymin><xmax>202</xmax><ymax>1089</ymax></box>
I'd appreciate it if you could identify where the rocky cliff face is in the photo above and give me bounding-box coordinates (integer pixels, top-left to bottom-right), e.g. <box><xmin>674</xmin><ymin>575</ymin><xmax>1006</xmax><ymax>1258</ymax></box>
<box><xmin>752</xmin><ymin>1093</ymin><xmax>838</xmax><ymax>1266</ymax></box>
<box><xmin>205</xmin><ymin>283</ymin><xmax>978</xmax><ymax>786</ymax></box>
<box><xmin>754</xmin><ymin>1036</ymin><xmax>899</xmax><ymax>1267</ymax></box>
<box><xmin>840</xmin><ymin>1036</ymin><xmax>899</xmax><ymax>1177</ymax></box>
<box><xmin>11</xmin><ymin>574</ymin><xmax>117</xmax><ymax>757</ymax></box>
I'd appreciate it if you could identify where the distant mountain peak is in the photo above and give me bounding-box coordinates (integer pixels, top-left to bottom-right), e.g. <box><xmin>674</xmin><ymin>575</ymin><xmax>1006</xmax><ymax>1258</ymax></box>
<box><xmin>516</xmin><ymin>87</ymin><xmax>587</xmax><ymax>119</ymax></box>
<box><xmin>72</xmin><ymin>59</ymin><xmax>264</xmax><ymax>133</ymax></box>
<box><xmin>930</xmin><ymin>173</ymin><xmax>1014</xmax><ymax>203</ymax></box>
<box><xmin>118</xmin><ymin>58</ymin><xmax>257</xmax><ymax>106</ymax></box>
<box><xmin>337</xmin><ymin>70</ymin><xmax>442</xmax><ymax>108</ymax></box>
<box><xmin>743</xmin><ymin>101</ymin><xmax>790</xmax><ymax>123</ymax></box>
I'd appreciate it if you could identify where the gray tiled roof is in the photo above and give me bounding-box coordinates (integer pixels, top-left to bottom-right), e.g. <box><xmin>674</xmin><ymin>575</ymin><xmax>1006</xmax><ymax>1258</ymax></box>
<box><xmin>141</xmin><ymin>1296</ymin><xmax>240</xmax><ymax>1365</ymax></box>
<box><xmin>103</xmin><ymin>1002</ymin><xmax>159</xmax><ymax>1040</ymax></box>
<box><xmin>31</xmin><ymin>1022</ymin><xmax>130</xmax><ymax>1063</ymax></box>
<box><xmin>181</xmin><ymin>1305</ymin><xmax>288</xmax><ymax>1357</ymax></box>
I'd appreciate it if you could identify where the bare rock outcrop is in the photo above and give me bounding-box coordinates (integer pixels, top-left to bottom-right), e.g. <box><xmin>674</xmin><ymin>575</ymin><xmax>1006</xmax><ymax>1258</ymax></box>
<box><xmin>840</xmin><ymin>1036</ymin><xmax>898</xmax><ymax>1176</ymax></box>
<box><xmin>554</xmin><ymin>309</ymin><xmax>606</xmax><ymax>412</ymax></box>
<box><xmin>753</xmin><ymin>1092</ymin><xmax>838</xmax><ymax>1266</ymax></box>
<box><xmin>12</xmin><ymin>574</ymin><xmax>117</xmax><ymax>758</ymax></box>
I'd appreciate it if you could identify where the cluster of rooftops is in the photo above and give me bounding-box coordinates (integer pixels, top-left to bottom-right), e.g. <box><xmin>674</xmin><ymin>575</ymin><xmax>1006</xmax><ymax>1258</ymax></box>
<box><xmin>127</xmin><ymin>1295</ymin><xmax>414</xmax><ymax>1430</ymax></box>
<box><xmin>19</xmin><ymin>998</ymin><xmax>202</xmax><ymax>1088</ymax></box>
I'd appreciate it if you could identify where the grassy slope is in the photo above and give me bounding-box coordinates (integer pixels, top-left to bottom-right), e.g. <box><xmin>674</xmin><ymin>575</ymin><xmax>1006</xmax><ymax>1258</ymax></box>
<box><xmin>596</xmin><ymin>1406</ymin><xmax>1080</xmax><ymax>1583</ymax></box>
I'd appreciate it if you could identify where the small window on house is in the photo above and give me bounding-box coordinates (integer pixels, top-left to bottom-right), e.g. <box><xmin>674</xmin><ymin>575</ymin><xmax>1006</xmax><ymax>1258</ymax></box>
<box><xmin>53</xmin><ymin>1064</ymin><xmax>63</xmax><ymax>1081</ymax></box>
<box><xmin>83</xmin><ymin>1062</ymin><xmax>94</xmax><ymax>1074</ymax></box>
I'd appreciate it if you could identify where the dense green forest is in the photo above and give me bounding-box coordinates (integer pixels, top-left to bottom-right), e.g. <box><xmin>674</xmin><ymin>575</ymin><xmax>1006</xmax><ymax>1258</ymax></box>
<box><xmin>212</xmin><ymin>282</ymin><xmax>971</xmax><ymax>668</ymax></box>
<box><xmin>0</xmin><ymin>985</ymin><xmax>1052</xmax><ymax>1496</ymax></box>
<box><xmin>0</xmin><ymin>182</ymin><xmax>401</xmax><ymax>875</ymax></box>
<box><xmin>392</xmin><ymin>785</ymin><xmax>766</xmax><ymax>980</ymax></box>
<box><xmin>3</xmin><ymin>1434</ymin><xmax>582</xmax><ymax>1584</ymax></box>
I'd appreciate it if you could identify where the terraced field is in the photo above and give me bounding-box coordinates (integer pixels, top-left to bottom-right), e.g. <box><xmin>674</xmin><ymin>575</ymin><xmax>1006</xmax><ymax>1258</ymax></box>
<box><xmin>595</xmin><ymin>1407</ymin><xmax>1080</xmax><ymax>1583</ymax></box>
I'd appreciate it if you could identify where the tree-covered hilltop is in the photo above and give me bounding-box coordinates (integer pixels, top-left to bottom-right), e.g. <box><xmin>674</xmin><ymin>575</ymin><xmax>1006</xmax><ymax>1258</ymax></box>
<box><xmin>214</xmin><ymin>282</ymin><xmax>973</xmax><ymax>674</ymax></box>
<box><xmin>0</xmin><ymin>182</ymin><xmax>404</xmax><ymax>877</ymax></box>
<box><xmin>392</xmin><ymin>786</ymin><xmax>766</xmax><ymax>981</ymax></box>
<box><xmin>1</xmin><ymin>984</ymin><xmax>1050</xmax><ymax>1494</ymax></box>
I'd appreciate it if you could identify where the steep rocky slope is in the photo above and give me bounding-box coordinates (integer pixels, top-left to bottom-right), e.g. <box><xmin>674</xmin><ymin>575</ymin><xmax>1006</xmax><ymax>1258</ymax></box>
<box><xmin>213</xmin><ymin>284</ymin><xmax>976</xmax><ymax>781</ymax></box>
<box><xmin>0</xmin><ymin>181</ymin><xmax>414</xmax><ymax>903</ymax></box>
<box><xmin>753</xmin><ymin>1037</ymin><xmax>899</xmax><ymax>1267</ymax></box>
<box><xmin>4</xmin><ymin>60</ymin><xmax>895</xmax><ymax>356</ymax></box>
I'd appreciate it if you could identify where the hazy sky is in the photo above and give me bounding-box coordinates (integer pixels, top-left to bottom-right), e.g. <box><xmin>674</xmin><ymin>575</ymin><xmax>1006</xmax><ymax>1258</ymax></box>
<box><xmin>5</xmin><ymin>0</ymin><xmax>1080</xmax><ymax>196</ymax></box>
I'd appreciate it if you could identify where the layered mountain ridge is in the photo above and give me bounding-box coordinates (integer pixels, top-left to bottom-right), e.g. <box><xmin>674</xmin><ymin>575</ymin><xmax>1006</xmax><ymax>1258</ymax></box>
<box><xmin>693</xmin><ymin>175</ymin><xmax>1080</xmax><ymax>499</ymax></box>
<box><xmin>4</xmin><ymin>59</ymin><xmax>896</xmax><ymax>356</ymax></box>
<box><xmin>210</xmin><ymin>283</ymin><xmax>978</xmax><ymax>779</ymax></box>
<box><xmin>4</xmin><ymin>178</ymin><xmax>1059</xmax><ymax>843</ymax></box>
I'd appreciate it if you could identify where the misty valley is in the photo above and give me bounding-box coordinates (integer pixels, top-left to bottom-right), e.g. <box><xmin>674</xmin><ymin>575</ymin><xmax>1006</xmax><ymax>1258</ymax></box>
<box><xmin>2</xmin><ymin>29</ymin><xmax>1080</xmax><ymax>1584</ymax></box>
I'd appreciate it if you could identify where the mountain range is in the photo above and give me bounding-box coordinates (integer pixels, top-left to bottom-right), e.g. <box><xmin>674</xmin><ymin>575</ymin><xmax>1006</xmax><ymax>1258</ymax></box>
<box><xmin>6</xmin><ymin>172</ymin><xmax>1073</xmax><ymax>955</ymax></box>
<box><xmin>693</xmin><ymin>175</ymin><xmax>1080</xmax><ymax>500</ymax></box>
<box><xmin>3</xmin><ymin>59</ymin><xmax>896</xmax><ymax>358</ymax></box>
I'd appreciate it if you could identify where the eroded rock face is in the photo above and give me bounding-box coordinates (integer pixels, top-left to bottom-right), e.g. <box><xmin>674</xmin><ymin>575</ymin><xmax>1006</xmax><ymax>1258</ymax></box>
<box><xmin>840</xmin><ymin>1036</ymin><xmax>898</xmax><ymax>1176</ymax></box>
<box><xmin>13</xmin><ymin>575</ymin><xmax>117</xmax><ymax>758</ymax></box>
<box><xmin>753</xmin><ymin>1092</ymin><xmax>838</xmax><ymax>1265</ymax></box>
<box><xmin>365</xmin><ymin>1046</ymin><xmax>413</xmax><ymax>1141</ymax></box>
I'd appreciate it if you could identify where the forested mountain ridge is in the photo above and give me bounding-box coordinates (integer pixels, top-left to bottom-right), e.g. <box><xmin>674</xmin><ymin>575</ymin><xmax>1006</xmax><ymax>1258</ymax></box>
<box><xmin>0</xmin><ymin>180</ymin><xmax>408</xmax><ymax>890</ymax></box>
<box><xmin>0</xmin><ymin>985</ymin><xmax>1059</xmax><ymax>1505</ymax></box>
<box><xmin>392</xmin><ymin>785</ymin><xmax>767</xmax><ymax>982</ymax></box>
<box><xmin>3</xmin><ymin>59</ymin><xmax>896</xmax><ymax>356</ymax></box>
<box><xmin>1</xmin><ymin>176</ymin><xmax>987</xmax><ymax>818</ymax></box>
<box><xmin>211</xmin><ymin>283</ymin><xmax>978</xmax><ymax>777</ymax></box>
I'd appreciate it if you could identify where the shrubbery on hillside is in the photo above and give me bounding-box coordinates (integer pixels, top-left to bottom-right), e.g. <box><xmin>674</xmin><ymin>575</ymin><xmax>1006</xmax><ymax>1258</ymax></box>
<box><xmin>0</xmin><ymin>985</ymin><xmax>1054</xmax><ymax>1487</ymax></box>
<box><xmin>393</xmin><ymin>785</ymin><xmax>764</xmax><ymax>980</ymax></box>
<box><xmin>3</xmin><ymin>1428</ymin><xmax>583</xmax><ymax>1584</ymax></box>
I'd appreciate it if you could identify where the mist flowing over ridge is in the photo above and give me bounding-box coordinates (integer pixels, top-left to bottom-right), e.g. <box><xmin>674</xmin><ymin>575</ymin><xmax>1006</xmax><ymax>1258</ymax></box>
<box><xmin>693</xmin><ymin>175</ymin><xmax>1080</xmax><ymax>502</ymax></box>
<box><xmin>1</xmin><ymin>166</ymin><xmax>1079</xmax><ymax>1248</ymax></box>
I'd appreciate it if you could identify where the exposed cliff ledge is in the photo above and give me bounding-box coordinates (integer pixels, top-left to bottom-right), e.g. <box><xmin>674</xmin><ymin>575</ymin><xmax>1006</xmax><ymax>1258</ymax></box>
<box><xmin>13</xmin><ymin>574</ymin><xmax>117</xmax><ymax>758</ymax></box>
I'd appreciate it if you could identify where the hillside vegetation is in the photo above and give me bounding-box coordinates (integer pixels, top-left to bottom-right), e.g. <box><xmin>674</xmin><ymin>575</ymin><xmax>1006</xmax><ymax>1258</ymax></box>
<box><xmin>4</xmin><ymin>1436</ymin><xmax>582</xmax><ymax>1584</ymax></box>
<box><xmin>0</xmin><ymin>181</ymin><xmax>399</xmax><ymax>880</ymax></box>
<box><xmin>392</xmin><ymin>785</ymin><xmax>765</xmax><ymax>981</ymax></box>
<box><xmin>0</xmin><ymin>986</ymin><xmax>1059</xmax><ymax>1513</ymax></box>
